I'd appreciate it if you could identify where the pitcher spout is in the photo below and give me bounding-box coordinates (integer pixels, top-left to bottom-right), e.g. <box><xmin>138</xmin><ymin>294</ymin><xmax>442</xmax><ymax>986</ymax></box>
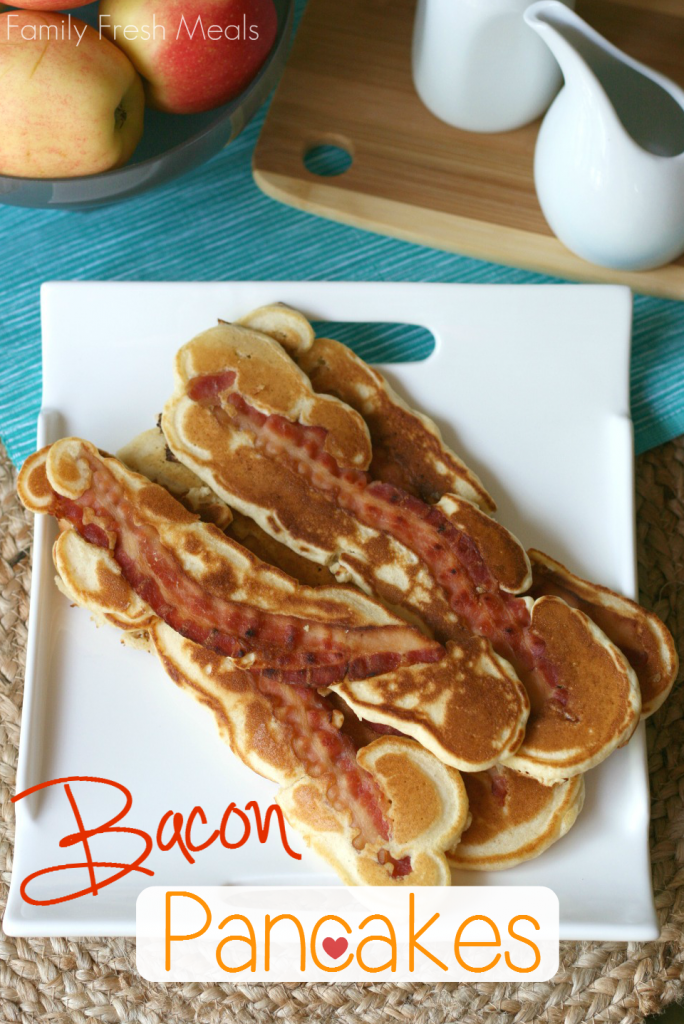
<box><xmin>526</xmin><ymin>0</ymin><xmax>684</xmax><ymax>270</ymax></box>
<box><xmin>524</xmin><ymin>1</ymin><xmax>596</xmax><ymax>100</ymax></box>
<box><xmin>525</xmin><ymin>0</ymin><xmax>684</xmax><ymax>159</ymax></box>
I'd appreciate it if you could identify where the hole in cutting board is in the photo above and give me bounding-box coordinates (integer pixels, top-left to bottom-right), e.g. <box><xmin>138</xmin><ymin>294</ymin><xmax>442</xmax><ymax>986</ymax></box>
<box><xmin>310</xmin><ymin>322</ymin><xmax>436</xmax><ymax>362</ymax></box>
<box><xmin>304</xmin><ymin>144</ymin><xmax>353</xmax><ymax>177</ymax></box>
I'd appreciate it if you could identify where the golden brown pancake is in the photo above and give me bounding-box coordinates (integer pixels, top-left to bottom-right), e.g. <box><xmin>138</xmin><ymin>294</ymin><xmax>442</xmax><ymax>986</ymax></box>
<box><xmin>528</xmin><ymin>549</ymin><xmax>678</xmax><ymax>719</ymax></box>
<box><xmin>331</xmin><ymin>639</ymin><xmax>528</xmax><ymax>774</ymax></box>
<box><xmin>118</xmin><ymin>427</ymin><xmax>335</xmax><ymax>588</ymax></box>
<box><xmin>448</xmin><ymin>766</ymin><xmax>584</xmax><ymax>870</ymax></box>
<box><xmin>45</xmin><ymin>526</ymin><xmax>471</xmax><ymax>886</ymax></box>
<box><xmin>18</xmin><ymin>442</ymin><xmax>530</xmax><ymax>773</ymax></box>
<box><xmin>237</xmin><ymin>303</ymin><xmax>316</xmax><ymax>357</ymax></box>
<box><xmin>117</xmin><ymin>427</ymin><xmax>233</xmax><ymax>530</ymax></box>
<box><xmin>436</xmin><ymin>494</ymin><xmax>531</xmax><ymax>594</ymax></box>
<box><xmin>501</xmin><ymin>596</ymin><xmax>641</xmax><ymax>783</ymax></box>
<box><xmin>298</xmin><ymin>335</ymin><xmax>495</xmax><ymax>510</ymax></box>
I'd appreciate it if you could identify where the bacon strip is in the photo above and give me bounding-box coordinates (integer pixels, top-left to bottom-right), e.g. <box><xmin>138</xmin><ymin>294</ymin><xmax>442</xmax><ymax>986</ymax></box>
<box><xmin>188</xmin><ymin>374</ymin><xmax>560</xmax><ymax>695</ymax></box>
<box><xmin>254</xmin><ymin>674</ymin><xmax>409</xmax><ymax>875</ymax></box>
<box><xmin>487</xmin><ymin>767</ymin><xmax>509</xmax><ymax>807</ymax></box>
<box><xmin>45</xmin><ymin>451</ymin><xmax>443</xmax><ymax>688</ymax></box>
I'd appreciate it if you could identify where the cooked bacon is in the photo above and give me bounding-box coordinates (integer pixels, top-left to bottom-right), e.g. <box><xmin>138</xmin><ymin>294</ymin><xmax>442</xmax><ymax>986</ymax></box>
<box><xmin>257</xmin><ymin>677</ymin><xmax>411</xmax><ymax>875</ymax></box>
<box><xmin>368</xmin><ymin>722</ymin><xmax>406</xmax><ymax>737</ymax></box>
<box><xmin>188</xmin><ymin>375</ymin><xmax>560</xmax><ymax>695</ymax></box>
<box><xmin>257</xmin><ymin>676</ymin><xmax>384</xmax><ymax>837</ymax></box>
<box><xmin>45</xmin><ymin>452</ymin><xmax>443</xmax><ymax>687</ymax></box>
<box><xmin>487</xmin><ymin>767</ymin><xmax>509</xmax><ymax>807</ymax></box>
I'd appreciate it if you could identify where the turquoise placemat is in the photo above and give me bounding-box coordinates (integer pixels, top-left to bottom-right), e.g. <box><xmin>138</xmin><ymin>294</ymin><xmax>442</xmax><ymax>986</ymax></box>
<box><xmin>1</xmin><ymin>0</ymin><xmax>683</xmax><ymax>468</ymax></box>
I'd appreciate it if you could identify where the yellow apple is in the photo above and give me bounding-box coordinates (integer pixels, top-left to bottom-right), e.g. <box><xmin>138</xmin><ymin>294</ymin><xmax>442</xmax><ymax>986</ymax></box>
<box><xmin>0</xmin><ymin>11</ymin><xmax>144</xmax><ymax>178</ymax></box>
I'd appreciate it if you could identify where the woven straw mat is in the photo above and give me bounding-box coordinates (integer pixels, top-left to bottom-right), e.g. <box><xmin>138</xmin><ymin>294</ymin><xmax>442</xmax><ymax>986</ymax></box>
<box><xmin>0</xmin><ymin>437</ymin><xmax>683</xmax><ymax>1024</ymax></box>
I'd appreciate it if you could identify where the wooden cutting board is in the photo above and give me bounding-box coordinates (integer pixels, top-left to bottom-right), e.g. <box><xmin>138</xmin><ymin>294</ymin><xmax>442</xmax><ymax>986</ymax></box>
<box><xmin>253</xmin><ymin>0</ymin><xmax>684</xmax><ymax>300</ymax></box>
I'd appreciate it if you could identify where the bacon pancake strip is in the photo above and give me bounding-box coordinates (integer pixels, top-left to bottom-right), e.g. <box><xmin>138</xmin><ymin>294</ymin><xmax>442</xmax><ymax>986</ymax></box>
<box><xmin>44</xmin><ymin>527</ymin><xmax>470</xmax><ymax>885</ymax></box>
<box><xmin>297</xmin><ymin>335</ymin><xmax>495</xmax><ymax>511</ymax></box>
<box><xmin>163</xmin><ymin>320</ymin><xmax>644</xmax><ymax>783</ymax></box>
<box><xmin>278</xmin><ymin>736</ymin><xmax>470</xmax><ymax>885</ymax></box>
<box><xmin>23</xmin><ymin>441</ymin><xmax>442</xmax><ymax>686</ymax></box>
<box><xmin>18</xmin><ymin>442</ymin><xmax>530</xmax><ymax>773</ymax></box>
<box><xmin>528</xmin><ymin>550</ymin><xmax>678</xmax><ymax>719</ymax></box>
<box><xmin>448</xmin><ymin>766</ymin><xmax>584</xmax><ymax>870</ymax></box>
<box><xmin>292</xmin><ymin>321</ymin><xmax>675</xmax><ymax>729</ymax></box>
<box><xmin>164</xmin><ymin>325</ymin><xmax>462</xmax><ymax>640</ymax></box>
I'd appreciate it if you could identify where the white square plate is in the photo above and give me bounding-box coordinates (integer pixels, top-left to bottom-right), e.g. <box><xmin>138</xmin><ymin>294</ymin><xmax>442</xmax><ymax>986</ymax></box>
<box><xmin>5</xmin><ymin>281</ymin><xmax>656</xmax><ymax>940</ymax></box>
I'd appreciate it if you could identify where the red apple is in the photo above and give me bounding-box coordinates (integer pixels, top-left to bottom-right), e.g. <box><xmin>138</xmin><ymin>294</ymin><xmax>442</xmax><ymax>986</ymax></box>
<box><xmin>0</xmin><ymin>11</ymin><xmax>144</xmax><ymax>178</ymax></box>
<box><xmin>99</xmin><ymin>0</ymin><xmax>278</xmax><ymax>114</ymax></box>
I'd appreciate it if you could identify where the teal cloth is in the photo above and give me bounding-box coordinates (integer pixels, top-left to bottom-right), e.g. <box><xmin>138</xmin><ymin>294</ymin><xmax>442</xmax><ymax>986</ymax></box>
<box><xmin>1</xmin><ymin>0</ymin><xmax>683</xmax><ymax>467</ymax></box>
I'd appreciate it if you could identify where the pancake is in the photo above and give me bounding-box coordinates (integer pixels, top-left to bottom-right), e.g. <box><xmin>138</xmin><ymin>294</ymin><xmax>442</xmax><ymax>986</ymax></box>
<box><xmin>448</xmin><ymin>766</ymin><xmax>584</xmax><ymax>870</ymax></box>
<box><xmin>278</xmin><ymin>735</ymin><xmax>470</xmax><ymax>886</ymax></box>
<box><xmin>436</xmin><ymin>494</ymin><xmax>531</xmax><ymax>594</ymax></box>
<box><xmin>161</xmin><ymin>320</ymin><xmax>642</xmax><ymax>783</ymax></box>
<box><xmin>331</xmin><ymin>637</ymin><xmax>528</xmax><ymax>772</ymax></box>
<box><xmin>528</xmin><ymin>549</ymin><xmax>678</xmax><ymax>719</ymax></box>
<box><xmin>118</xmin><ymin>427</ymin><xmax>335</xmax><ymax>588</ymax></box>
<box><xmin>237</xmin><ymin>303</ymin><xmax>316</xmax><ymax>357</ymax></box>
<box><xmin>46</xmin><ymin>528</ymin><xmax>470</xmax><ymax>887</ymax></box>
<box><xmin>298</xmin><ymin>334</ymin><xmax>495</xmax><ymax>510</ymax></box>
<box><xmin>502</xmin><ymin>596</ymin><xmax>641</xmax><ymax>782</ymax></box>
<box><xmin>18</xmin><ymin>442</ymin><xmax>530</xmax><ymax>772</ymax></box>
<box><xmin>117</xmin><ymin>427</ymin><xmax>233</xmax><ymax>530</ymax></box>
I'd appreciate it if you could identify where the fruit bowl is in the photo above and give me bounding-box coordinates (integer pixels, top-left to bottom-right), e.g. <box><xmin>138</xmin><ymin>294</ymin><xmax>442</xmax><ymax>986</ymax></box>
<box><xmin>0</xmin><ymin>0</ymin><xmax>293</xmax><ymax>210</ymax></box>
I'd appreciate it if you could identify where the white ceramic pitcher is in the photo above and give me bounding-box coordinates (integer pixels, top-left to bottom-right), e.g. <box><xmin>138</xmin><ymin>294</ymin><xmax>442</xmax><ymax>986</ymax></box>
<box><xmin>412</xmin><ymin>0</ymin><xmax>575</xmax><ymax>133</ymax></box>
<box><xmin>526</xmin><ymin>1</ymin><xmax>684</xmax><ymax>271</ymax></box>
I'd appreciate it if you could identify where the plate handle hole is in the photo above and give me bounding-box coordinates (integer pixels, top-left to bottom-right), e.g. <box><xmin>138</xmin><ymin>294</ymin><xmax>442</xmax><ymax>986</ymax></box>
<box><xmin>304</xmin><ymin>143</ymin><xmax>353</xmax><ymax>177</ymax></box>
<box><xmin>311</xmin><ymin>322</ymin><xmax>436</xmax><ymax>363</ymax></box>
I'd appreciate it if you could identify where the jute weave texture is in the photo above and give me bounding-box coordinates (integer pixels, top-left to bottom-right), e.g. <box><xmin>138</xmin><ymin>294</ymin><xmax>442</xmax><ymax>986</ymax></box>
<box><xmin>0</xmin><ymin>438</ymin><xmax>683</xmax><ymax>1024</ymax></box>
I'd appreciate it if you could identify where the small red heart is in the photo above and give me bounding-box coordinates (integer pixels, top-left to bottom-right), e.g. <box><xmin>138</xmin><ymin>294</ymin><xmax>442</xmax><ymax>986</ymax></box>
<box><xmin>322</xmin><ymin>936</ymin><xmax>349</xmax><ymax>959</ymax></box>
